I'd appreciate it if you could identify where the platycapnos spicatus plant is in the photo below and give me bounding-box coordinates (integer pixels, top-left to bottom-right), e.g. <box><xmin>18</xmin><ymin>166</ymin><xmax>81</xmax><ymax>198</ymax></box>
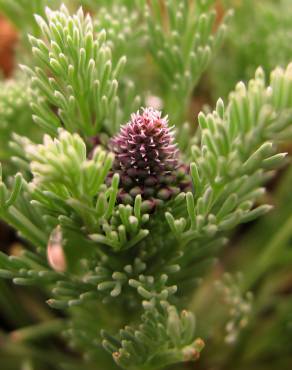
<box><xmin>0</xmin><ymin>1</ymin><xmax>292</xmax><ymax>370</ymax></box>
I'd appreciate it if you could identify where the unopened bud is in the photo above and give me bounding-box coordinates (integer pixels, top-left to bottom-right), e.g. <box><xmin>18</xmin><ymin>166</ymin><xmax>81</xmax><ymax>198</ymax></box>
<box><xmin>47</xmin><ymin>226</ymin><xmax>66</xmax><ymax>272</ymax></box>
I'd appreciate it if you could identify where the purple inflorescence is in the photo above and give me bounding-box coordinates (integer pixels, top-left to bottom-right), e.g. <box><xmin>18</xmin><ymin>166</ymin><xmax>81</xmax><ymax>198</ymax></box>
<box><xmin>109</xmin><ymin>107</ymin><xmax>191</xmax><ymax>210</ymax></box>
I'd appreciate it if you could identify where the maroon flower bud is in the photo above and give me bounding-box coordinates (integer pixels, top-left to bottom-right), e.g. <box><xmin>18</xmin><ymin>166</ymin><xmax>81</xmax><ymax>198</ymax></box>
<box><xmin>141</xmin><ymin>200</ymin><xmax>156</xmax><ymax>213</ymax></box>
<box><xmin>157</xmin><ymin>188</ymin><xmax>171</xmax><ymax>200</ymax></box>
<box><xmin>144</xmin><ymin>176</ymin><xmax>158</xmax><ymax>186</ymax></box>
<box><xmin>144</xmin><ymin>187</ymin><xmax>155</xmax><ymax>197</ymax></box>
<box><xmin>129</xmin><ymin>186</ymin><xmax>142</xmax><ymax>197</ymax></box>
<box><xmin>110</xmin><ymin>108</ymin><xmax>178</xmax><ymax>184</ymax></box>
<box><xmin>118</xmin><ymin>191</ymin><xmax>133</xmax><ymax>205</ymax></box>
<box><xmin>109</xmin><ymin>107</ymin><xmax>191</xmax><ymax>208</ymax></box>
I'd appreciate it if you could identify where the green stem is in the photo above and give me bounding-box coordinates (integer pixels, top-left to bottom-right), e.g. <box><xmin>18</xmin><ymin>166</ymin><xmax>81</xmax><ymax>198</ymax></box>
<box><xmin>0</xmin><ymin>280</ymin><xmax>29</xmax><ymax>326</ymax></box>
<box><xmin>1</xmin><ymin>338</ymin><xmax>84</xmax><ymax>368</ymax></box>
<box><xmin>224</xmin><ymin>216</ymin><xmax>292</xmax><ymax>369</ymax></box>
<box><xmin>245</xmin><ymin>214</ymin><xmax>292</xmax><ymax>290</ymax></box>
<box><xmin>21</xmin><ymin>358</ymin><xmax>34</xmax><ymax>370</ymax></box>
<box><xmin>1</xmin><ymin>206</ymin><xmax>48</xmax><ymax>247</ymax></box>
<box><xmin>10</xmin><ymin>319</ymin><xmax>65</xmax><ymax>342</ymax></box>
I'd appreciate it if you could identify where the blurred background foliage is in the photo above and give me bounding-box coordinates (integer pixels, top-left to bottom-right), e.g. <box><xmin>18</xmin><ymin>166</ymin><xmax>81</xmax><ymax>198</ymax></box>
<box><xmin>0</xmin><ymin>0</ymin><xmax>291</xmax><ymax>369</ymax></box>
<box><xmin>210</xmin><ymin>0</ymin><xmax>292</xmax><ymax>99</ymax></box>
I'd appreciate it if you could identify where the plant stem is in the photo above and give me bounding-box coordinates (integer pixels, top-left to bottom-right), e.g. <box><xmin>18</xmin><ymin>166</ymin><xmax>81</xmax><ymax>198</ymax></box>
<box><xmin>10</xmin><ymin>319</ymin><xmax>65</xmax><ymax>342</ymax></box>
<box><xmin>244</xmin><ymin>214</ymin><xmax>292</xmax><ymax>290</ymax></box>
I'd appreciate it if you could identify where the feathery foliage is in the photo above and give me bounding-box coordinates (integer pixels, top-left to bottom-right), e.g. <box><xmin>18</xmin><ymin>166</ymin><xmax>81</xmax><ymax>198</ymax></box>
<box><xmin>0</xmin><ymin>2</ymin><xmax>292</xmax><ymax>370</ymax></box>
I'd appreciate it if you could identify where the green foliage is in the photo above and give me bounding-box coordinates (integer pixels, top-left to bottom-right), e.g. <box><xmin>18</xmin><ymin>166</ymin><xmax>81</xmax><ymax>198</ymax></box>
<box><xmin>19</xmin><ymin>1</ymin><xmax>231</xmax><ymax>139</ymax></box>
<box><xmin>0</xmin><ymin>2</ymin><xmax>292</xmax><ymax>370</ymax></box>
<box><xmin>0</xmin><ymin>77</ymin><xmax>36</xmax><ymax>163</ymax></box>
<box><xmin>215</xmin><ymin>273</ymin><xmax>253</xmax><ymax>344</ymax></box>
<box><xmin>145</xmin><ymin>0</ymin><xmax>232</xmax><ymax>122</ymax></box>
<box><xmin>22</xmin><ymin>129</ymin><xmax>150</xmax><ymax>251</ymax></box>
<box><xmin>165</xmin><ymin>64</ymin><xmax>292</xmax><ymax>277</ymax></box>
<box><xmin>24</xmin><ymin>5</ymin><xmax>126</xmax><ymax>137</ymax></box>
<box><xmin>1</xmin><ymin>60</ymin><xmax>291</xmax><ymax>368</ymax></box>
<box><xmin>0</xmin><ymin>166</ymin><xmax>48</xmax><ymax>247</ymax></box>
<box><xmin>93</xmin><ymin>4</ymin><xmax>142</xmax><ymax>67</ymax></box>
<box><xmin>0</xmin><ymin>0</ymin><xmax>56</xmax><ymax>36</ymax></box>
<box><xmin>102</xmin><ymin>300</ymin><xmax>204</xmax><ymax>370</ymax></box>
<box><xmin>212</xmin><ymin>0</ymin><xmax>292</xmax><ymax>98</ymax></box>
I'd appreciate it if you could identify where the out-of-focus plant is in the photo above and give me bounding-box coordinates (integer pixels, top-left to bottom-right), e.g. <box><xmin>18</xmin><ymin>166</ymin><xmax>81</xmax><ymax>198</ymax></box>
<box><xmin>210</xmin><ymin>0</ymin><xmax>292</xmax><ymax>98</ymax></box>
<box><xmin>0</xmin><ymin>76</ymin><xmax>41</xmax><ymax>175</ymax></box>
